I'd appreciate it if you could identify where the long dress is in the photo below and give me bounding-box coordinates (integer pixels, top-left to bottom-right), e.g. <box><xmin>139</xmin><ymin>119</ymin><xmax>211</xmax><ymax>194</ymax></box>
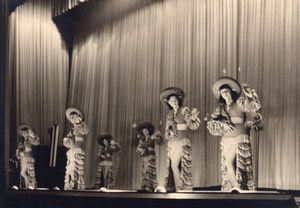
<box><xmin>63</xmin><ymin>122</ymin><xmax>89</xmax><ymax>190</ymax></box>
<box><xmin>93</xmin><ymin>141</ymin><xmax>121</xmax><ymax>189</ymax></box>
<box><xmin>16</xmin><ymin>135</ymin><xmax>40</xmax><ymax>189</ymax></box>
<box><xmin>164</xmin><ymin>106</ymin><xmax>200</xmax><ymax>191</ymax></box>
<box><xmin>136</xmin><ymin>134</ymin><xmax>163</xmax><ymax>192</ymax></box>
<box><xmin>207</xmin><ymin>95</ymin><xmax>262</xmax><ymax>191</ymax></box>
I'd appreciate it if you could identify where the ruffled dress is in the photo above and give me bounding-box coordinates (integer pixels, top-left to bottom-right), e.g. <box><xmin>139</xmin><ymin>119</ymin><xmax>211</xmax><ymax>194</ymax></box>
<box><xmin>207</xmin><ymin>95</ymin><xmax>263</xmax><ymax>191</ymax></box>
<box><xmin>63</xmin><ymin>122</ymin><xmax>89</xmax><ymax>190</ymax></box>
<box><xmin>93</xmin><ymin>141</ymin><xmax>121</xmax><ymax>189</ymax></box>
<box><xmin>136</xmin><ymin>134</ymin><xmax>163</xmax><ymax>192</ymax></box>
<box><xmin>164</xmin><ymin>107</ymin><xmax>200</xmax><ymax>191</ymax></box>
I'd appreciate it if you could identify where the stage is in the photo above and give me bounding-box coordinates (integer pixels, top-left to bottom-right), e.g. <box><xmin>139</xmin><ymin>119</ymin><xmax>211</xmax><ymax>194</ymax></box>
<box><xmin>3</xmin><ymin>189</ymin><xmax>298</xmax><ymax>208</ymax></box>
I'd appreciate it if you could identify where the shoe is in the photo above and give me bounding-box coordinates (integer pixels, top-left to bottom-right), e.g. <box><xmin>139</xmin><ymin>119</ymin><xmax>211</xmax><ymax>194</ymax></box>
<box><xmin>154</xmin><ymin>186</ymin><xmax>167</xmax><ymax>193</ymax></box>
<box><xmin>230</xmin><ymin>187</ymin><xmax>242</xmax><ymax>193</ymax></box>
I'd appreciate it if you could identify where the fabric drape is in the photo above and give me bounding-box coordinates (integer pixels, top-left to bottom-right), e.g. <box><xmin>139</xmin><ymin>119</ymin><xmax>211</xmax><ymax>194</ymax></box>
<box><xmin>6</xmin><ymin>0</ymin><xmax>69</xmax><ymax>150</ymax></box>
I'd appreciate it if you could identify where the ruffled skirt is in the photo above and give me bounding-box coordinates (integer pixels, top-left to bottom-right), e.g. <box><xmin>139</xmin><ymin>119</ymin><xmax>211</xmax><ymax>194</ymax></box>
<box><xmin>93</xmin><ymin>161</ymin><xmax>115</xmax><ymax>189</ymax></box>
<box><xmin>20</xmin><ymin>155</ymin><xmax>37</xmax><ymax>188</ymax></box>
<box><xmin>165</xmin><ymin>138</ymin><xmax>192</xmax><ymax>191</ymax></box>
<box><xmin>141</xmin><ymin>155</ymin><xmax>157</xmax><ymax>192</ymax></box>
<box><xmin>221</xmin><ymin>134</ymin><xmax>256</xmax><ymax>191</ymax></box>
<box><xmin>64</xmin><ymin>147</ymin><xmax>85</xmax><ymax>190</ymax></box>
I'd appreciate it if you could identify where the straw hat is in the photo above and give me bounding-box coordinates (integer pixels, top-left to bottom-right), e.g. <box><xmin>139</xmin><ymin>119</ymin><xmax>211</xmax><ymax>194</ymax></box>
<box><xmin>97</xmin><ymin>133</ymin><xmax>113</xmax><ymax>146</ymax></box>
<box><xmin>160</xmin><ymin>87</ymin><xmax>185</xmax><ymax>104</ymax></box>
<box><xmin>65</xmin><ymin>107</ymin><xmax>84</xmax><ymax>122</ymax></box>
<box><xmin>212</xmin><ymin>77</ymin><xmax>241</xmax><ymax>99</ymax></box>
<box><xmin>136</xmin><ymin>122</ymin><xmax>155</xmax><ymax>135</ymax></box>
<box><xmin>17</xmin><ymin>124</ymin><xmax>33</xmax><ymax>136</ymax></box>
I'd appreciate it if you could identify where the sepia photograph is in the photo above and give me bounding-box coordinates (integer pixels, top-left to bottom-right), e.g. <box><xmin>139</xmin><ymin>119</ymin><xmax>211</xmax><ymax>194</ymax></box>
<box><xmin>0</xmin><ymin>0</ymin><xmax>300</xmax><ymax>207</ymax></box>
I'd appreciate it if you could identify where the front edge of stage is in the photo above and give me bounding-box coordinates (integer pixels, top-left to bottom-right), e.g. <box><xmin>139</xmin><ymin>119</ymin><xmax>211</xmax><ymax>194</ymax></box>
<box><xmin>3</xmin><ymin>189</ymin><xmax>298</xmax><ymax>208</ymax></box>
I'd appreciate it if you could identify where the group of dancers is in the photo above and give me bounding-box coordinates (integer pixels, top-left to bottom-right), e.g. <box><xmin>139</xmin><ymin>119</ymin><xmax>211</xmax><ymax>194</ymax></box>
<box><xmin>15</xmin><ymin>76</ymin><xmax>263</xmax><ymax>192</ymax></box>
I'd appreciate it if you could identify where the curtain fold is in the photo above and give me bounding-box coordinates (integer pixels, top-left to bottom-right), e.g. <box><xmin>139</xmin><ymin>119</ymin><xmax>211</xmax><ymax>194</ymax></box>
<box><xmin>238</xmin><ymin>0</ymin><xmax>300</xmax><ymax>189</ymax></box>
<box><xmin>6</xmin><ymin>0</ymin><xmax>69</xmax><ymax>151</ymax></box>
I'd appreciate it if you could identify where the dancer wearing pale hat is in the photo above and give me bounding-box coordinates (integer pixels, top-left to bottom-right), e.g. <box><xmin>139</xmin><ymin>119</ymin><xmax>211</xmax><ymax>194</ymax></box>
<box><xmin>63</xmin><ymin>107</ymin><xmax>89</xmax><ymax>190</ymax></box>
<box><xmin>207</xmin><ymin>77</ymin><xmax>263</xmax><ymax>192</ymax></box>
<box><xmin>160</xmin><ymin>87</ymin><xmax>200</xmax><ymax>192</ymax></box>
<box><xmin>16</xmin><ymin>124</ymin><xmax>40</xmax><ymax>189</ymax></box>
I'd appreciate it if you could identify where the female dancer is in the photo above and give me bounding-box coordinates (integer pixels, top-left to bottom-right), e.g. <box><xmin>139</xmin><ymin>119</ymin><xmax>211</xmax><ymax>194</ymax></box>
<box><xmin>207</xmin><ymin>77</ymin><xmax>263</xmax><ymax>192</ymax></box>
<box><xmin>63</xmin><ymin>107</ymin><xmax>89</xmax><ymax>190</ymax></box>
<box><xmin>16</xmin><ymin>124</ymin><xmax>40</xmax><ymax>189</ymax></box>
<box><xmin>135</xmin><ymin>122</ymin><xmax>163</xmax><ymax>192</ymax></box>
<box><xmin>93</xmin><ymin>133</ymin><xmax>121</xmax><ymax>189</ymax></box>
<box><xmin>160</xmin><ymin>87</ymin><xmax>200</xmax><ymax>192</ymax></box>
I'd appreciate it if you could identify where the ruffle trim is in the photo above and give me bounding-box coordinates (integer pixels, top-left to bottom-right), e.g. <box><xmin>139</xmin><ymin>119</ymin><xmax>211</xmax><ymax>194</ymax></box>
<box><xmin>165</xmin><ymin>140</ymin><xmax>193</xmax><ymax>191</ymax></box>
<box><xmin>141</xmin><ymin>156</ymin><xmax>157</xmax><ymax>192</ymax></box>
<box><xmin>64</xmin><ymin>148</ymin><xmax>85</xmax><ymax>190</ymax></box>
<box><xmin>221</xmin><ymin>139</ymin><xmax>256</xmax><ymax>191</ymax></box>
<box><xmin>20</xmin><ymin>156</ymin><xmax>37</xmax><ymax>188</ymax></box>
<box><xmin>93</xmin><ymin>165</ymin><xmax>115</xmax><ymax>189</ymax></box>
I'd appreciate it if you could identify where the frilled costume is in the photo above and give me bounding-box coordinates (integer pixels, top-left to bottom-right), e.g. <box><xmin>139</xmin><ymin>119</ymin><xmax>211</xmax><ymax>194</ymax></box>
<box><xmin>136</xmin><ymin>132</ymin><xmax>164</xmax><ymax>192</ymax></box>
<box><xmin>16</xmin><ymin>133</ymin><xmax>40</xmax><ymax>189</ymax></box>
<box><xmin>93</xmin><ymin>141</ymin><xmax>121</xmax><ymax>189</ymax></box>
<box><xmin>63</xmin><ymin>122</ymin><xmax>89</xmax><ymax>190</ymax></box>
<box><xmin>207</xmin><ymin>83</ymin><xmax>263</xmax><ymax>192</ymax></box>
<box><xmin>165</xmin><ymin>107</ymin><xmax>200</xmax><ymax>191</ymax></box>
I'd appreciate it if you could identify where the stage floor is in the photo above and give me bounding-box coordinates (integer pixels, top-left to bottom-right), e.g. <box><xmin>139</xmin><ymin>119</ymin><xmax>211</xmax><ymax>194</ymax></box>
<box><xmin>3</xmin><ymin>189</ymin><xmax>298</xmax><ymax>208</ymax></box>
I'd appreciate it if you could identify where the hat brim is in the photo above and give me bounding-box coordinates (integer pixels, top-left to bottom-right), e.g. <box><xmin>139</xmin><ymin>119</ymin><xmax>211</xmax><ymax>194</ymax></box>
<box><xmin>97</xmin><ymin>133</ymin><xmax>113</xmax><ymax>145</ymax></box>
<box><xmin>160</xmin><ymin>87</ymin><xmax>185</xmax><ymax>104</ymax></box>
<box><xmin>65</xmin><ymin>107</ymin><xmax>84</xmax><ymax>121</ymax></box>
<box><xmin>136</xmin><ymin>122</ymin><xmax>155</xmax><ymax>135</ymax></box>
<box><xmin>212</xmin><ymin>77</ymin><xmax>241</xmax><ymax>99</ymax></box>
<box><xmin>17</xmin><ymin>124</ymin><xmax>33</xmax><ymax>136</ymax></box>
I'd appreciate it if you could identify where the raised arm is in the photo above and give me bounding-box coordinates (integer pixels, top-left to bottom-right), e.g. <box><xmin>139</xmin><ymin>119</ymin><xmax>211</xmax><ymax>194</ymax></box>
<box><xmin>237</xmin><ymin>83</ymin><xmax>261</xmax><ymax>113</ymax></box>
<box><xmin>182</xmin><ymin>107</ymin><xmax>201</xmax><ymax>130</ymax></box>
<box><xmin>206</xmin><ymin>106</ymin><xmax>234</xmax><ymax>136</ymax></box>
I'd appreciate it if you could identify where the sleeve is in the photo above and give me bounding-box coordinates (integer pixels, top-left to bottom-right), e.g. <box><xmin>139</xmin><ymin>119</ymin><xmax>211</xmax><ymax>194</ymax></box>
<box><xmin>29</xmin><ymin>135</ymin><xmax>40</xmax><ymax>146</ymax></box>
<box><xmin>206</xmin><ymin>107</ymin><xmax>230</xmax><ymax>136</ymax></box>
<box><xmin>181</xmin><ymin>107</ymin><xmax>201</xmax><ymax>130</ymax></box>
<box><xmin>151</xmin><ymin>131</ymin><xmax>164</xmax><ymax>145</ymax></box>
<box><xmin>246</xmin><ymin>112</ymin><xmax>264</xmax><ymax>131</ymax></box>
<box><xmin>77</xmin><ymin>122</ymin><xmax>90</xmax><ymax>135</ymax></box>
<box><xmin>63</xmin><ymin>136</ymin><xmax>74</xmax><ymax>148</ymax></box>
<box><xmin>27</xmin><ymin>130</ymin><xmax>40</xmax><ymax>146</ymax></box>
<box><xmin>164</xmin><ymin>113</ymin><xmax>176</xmax><ymax>140</ymax></box>
<box><xmin>111</xmin><ymin>140</ymin><xmax>121</xmax><ymax>153</ymax></box>
<box><xmin>136</xmin><ymin>139</ymin><xmax>146</xmax><ymax>156</ymax></box>
<box><xmin>237</xmin><ymin>84</ymin><xmax>261</xmax><ymax>113</ymax></box>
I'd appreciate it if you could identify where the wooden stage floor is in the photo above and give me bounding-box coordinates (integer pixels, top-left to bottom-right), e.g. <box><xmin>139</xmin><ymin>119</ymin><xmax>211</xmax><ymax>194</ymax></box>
<box><xmin>3</xmin><ymin>189</ymin><xmax>298</xmax><ymax>208</ymax></box>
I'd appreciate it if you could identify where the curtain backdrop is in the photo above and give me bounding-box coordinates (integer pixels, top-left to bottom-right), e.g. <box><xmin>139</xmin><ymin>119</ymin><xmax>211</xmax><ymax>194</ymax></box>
<box><xmin>69</xmin><ymin>0</ymin><xmax>241</xmax><ymax>189</ymax></box>
<box><xmin>6</xmin><ymin>0</ymin><xmax>69</xmax><ymax>151</ymax></box>
<box><xmin>6</xmin><ymin>0</ymin><xmax>300</xmax><ymax>190</ymax></box>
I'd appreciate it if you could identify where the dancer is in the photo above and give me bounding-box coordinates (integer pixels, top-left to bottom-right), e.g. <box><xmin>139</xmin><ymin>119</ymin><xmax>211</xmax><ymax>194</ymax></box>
<box><xmin>93</xmin><ymin>133</ymin><xmax>121</xmax><ymax>189</ymax></box>
<box><xmin>207</xmin><ymin>77</ymin><xmax>263</xmax><ymax>192</ymax></box>
<box><xmin>16</xmin><ymin>124</ymin><xmax>40</xmax><ymax>189</ymax></box>
<box><xmin>63</xmin><ymin>107</ymin><xmax>89</xmax><ymax>190</ymax></box>
<box><xmin>160</xmin><ymin>87</ymin><xmax>200</xmax><ymax>191</ymax></box>
<box><xmin>135</xmin><ymin>122</ymin><xmax>164</xmax><ymax>192</ymax></box>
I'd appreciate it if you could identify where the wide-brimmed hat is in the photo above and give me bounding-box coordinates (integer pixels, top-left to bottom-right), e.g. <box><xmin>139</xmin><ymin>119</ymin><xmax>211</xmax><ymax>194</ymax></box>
<box><xmin>160</xmin><ymin>87</ymin><xmax>185</xmax><ymax>104</ymax></box>
<box><xmin>97</xmin><ymin>133</ymin><xmax>113</xmax><ymax>146</ymax></box>
<box><xmin>65</xmin><ymin>107</ymin><xmax>84</xmax><ymax>122</ymax></box>
<box><xmin>212</xmin><ymin>77</ymin><xmax>241</xmax><ymax>99</ymax></box>
<box><xmin>17</xmin><ymin>124</ymin><xmax>33</xmax><ymax>136</ymax></box>
<box><xmin>136</xmin><ymin>122</ymin><xmax>155</xmax><ymax>135</ymax></box>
